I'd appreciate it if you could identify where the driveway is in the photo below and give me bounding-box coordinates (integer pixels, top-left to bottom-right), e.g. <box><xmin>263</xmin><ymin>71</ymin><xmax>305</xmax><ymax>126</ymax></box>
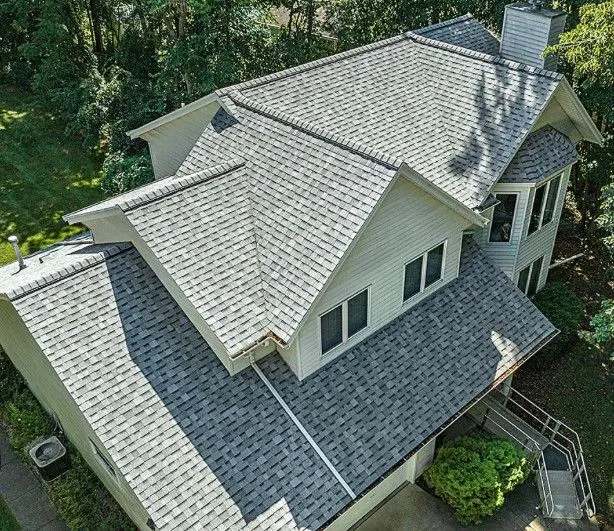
<box><xmin>355</xmin><ymin>480</ymin><xmax>597</xmax><ymax>531</ymax></box>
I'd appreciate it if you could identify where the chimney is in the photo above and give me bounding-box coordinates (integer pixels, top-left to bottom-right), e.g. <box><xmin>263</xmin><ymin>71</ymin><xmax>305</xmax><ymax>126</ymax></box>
<box><xmin>500</xmin><ymin>1</ymin><xmax>567</xmax><ymax>70</ymax></box>
<box><xmin>8</xmin><ymin>235</ymin><xmax>26</xmax><ymax>270</ymax></box>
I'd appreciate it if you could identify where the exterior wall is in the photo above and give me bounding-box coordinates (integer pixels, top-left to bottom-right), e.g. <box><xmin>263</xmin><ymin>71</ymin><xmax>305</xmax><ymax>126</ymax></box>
<box><xmin>532</xmin><ymin>98</ymin><xmax>582</xmax><ymax>142</ymax></box>
<box><xmin>514</xmin><ymin>168</ymin><xmax>571</xmax><ymax>290</ymax></box>
<box><xmin>142</xmin><ymin>102</ymin><xmax>219</xmax><ymax>179</ymax></box>
<box><xmin>475</xmin><ymin>184</ymin><xmax>531</xmax><ymax>279</ymax></box>
<box><xmin>0</xmin><ymin>301</ymin><xmax>148</xmax><ymax>529</ymax></box>
<box><xmin>297</xmin><ymin>177</ymin><xmax>472</xmax><ymax>378</ymax></box>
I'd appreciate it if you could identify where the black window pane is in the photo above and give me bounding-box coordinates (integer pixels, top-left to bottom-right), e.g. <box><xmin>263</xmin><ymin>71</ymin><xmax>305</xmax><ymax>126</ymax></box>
<box><xmin>347</xmin><ymin>290</ymin><xmax>368</xmax><ymax>338</ymax></box>
<box><xmin>489</xmin><ymin>194</ymin><xmax>517</xmax><ymax>242</ymax></box>
<box><xmin>518</xmin><ymin>266</ymin><xmax>530</xmax><ymax>294</ymax></box>
<box><xmin>404</xmin><ymin>257</ymin><xmax>422</xmax><ymax>301</ymax></box>
<box><xmin>425</xmin><ymin>244</ymin><xmax>444</xmax><ymax>287</ymax></box>
<box><xmin>527</xmin><ymin>257</ymin><xmax>543</xmax><ymax>297</ymax></box>
<box><xmin>529</xmin><ymin>185</ymin><xmax>546</xmax><ymax>234</ymax></box>
<box><xmin>321</xmin><ymin>305</ymin><xmax>342</xmax><ymax>353</ymax></box>
<box><xmin>542</xmin><ymin>176</ymin><xmax>560</xmax><ymax>225</ymax></box>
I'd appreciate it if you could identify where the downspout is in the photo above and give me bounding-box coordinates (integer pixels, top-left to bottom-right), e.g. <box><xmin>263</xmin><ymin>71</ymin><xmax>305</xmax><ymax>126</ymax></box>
<box><xmin>250</xmin><ymin>356</ymin><xmax>357</xmax><ymax>500</ymax></box>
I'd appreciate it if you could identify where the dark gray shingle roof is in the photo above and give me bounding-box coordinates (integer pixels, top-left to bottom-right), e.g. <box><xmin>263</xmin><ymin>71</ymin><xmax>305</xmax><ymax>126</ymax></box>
<box><xmin>499</xmin><ymin>125</ymin><xmax>578</xmax><ymax>183</ymax></box>
<box><xmin>3</xmin><ymin>239</ymin><xmax>556</xmax><ymax>530</ymax></box>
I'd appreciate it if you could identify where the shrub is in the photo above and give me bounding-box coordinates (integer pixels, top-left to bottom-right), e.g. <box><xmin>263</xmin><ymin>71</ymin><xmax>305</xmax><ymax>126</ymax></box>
<box><xmin>424</xmin><ymin>436</ymin><xmax>530</xmax><ymax>524</ymax></box>
<box><xmin>590</xmin><ymin>299</ymin><xmax>614</xmax><ymax>350</ymax></box>
<box><xmin>100</xmin><ymin>151</ymin><xmax>154</xmax><ymax>196</ymax></box>
<box><xmin>533</xmin><ymin>282</ymin><xmax>585</xmax><ymax>340</ymax></box>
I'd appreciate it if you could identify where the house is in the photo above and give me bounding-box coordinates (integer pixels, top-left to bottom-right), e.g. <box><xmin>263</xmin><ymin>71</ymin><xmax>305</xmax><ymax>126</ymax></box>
<box><xmin>0</xmin><ymin>3</ymin><xmax>603</xmax><ymax>529</ymax></box>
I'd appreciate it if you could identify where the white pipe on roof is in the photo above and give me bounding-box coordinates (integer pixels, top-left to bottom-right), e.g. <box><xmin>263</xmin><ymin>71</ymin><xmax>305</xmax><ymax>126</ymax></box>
<box><xmin>250</xmin><ymin>356</ymin><xmax>357</xmax><ymax>500</ymax></box>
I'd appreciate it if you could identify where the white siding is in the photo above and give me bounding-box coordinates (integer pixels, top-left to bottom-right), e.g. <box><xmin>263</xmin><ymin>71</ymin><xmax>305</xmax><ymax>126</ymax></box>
<box><xmin>515</xmin><ymin>168</ymin><xmax>571</xmax><ymax>291</ymax></box>
<box><xmin>475</xmin><ymin>185</ymin><xmax>530</xmax><ymax>278</ymax></box>
<box><xmin>297</xmin><ymin>177</ymin><xmax>472</xmax><ymax>378</ymax></box>
<box><xmin>0</xmin><ymin>301</ymin><xmax>148</xmax><ymax>529</ymax></box>
<box><xmin>532</xmin><ymin>98</ymin><xmax>582</xmax><ymax>142</ymax></box>
<box><xmin>142</xmin><ymin>102</ymin><xmax>219</xmax><ymax>179</ymax></box>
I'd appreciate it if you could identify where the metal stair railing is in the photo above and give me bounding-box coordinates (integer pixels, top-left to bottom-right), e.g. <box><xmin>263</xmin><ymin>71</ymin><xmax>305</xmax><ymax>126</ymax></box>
<box><xmin>496</xmin><ymin>387</ymin><xmax>596</xmax><ymax>517</ymax></box>
<box><xmin>478</xmin><ymin>402</ymin><xmax>555</xmax><ymax>517</ymax></box>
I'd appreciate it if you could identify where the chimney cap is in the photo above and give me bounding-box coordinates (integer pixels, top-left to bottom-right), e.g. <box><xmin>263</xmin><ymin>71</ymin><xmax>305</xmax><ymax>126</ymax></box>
<box><xmin>506</xmin><ymin>2</ymin><xmax>567</xmax><ymax>19</ymax></box>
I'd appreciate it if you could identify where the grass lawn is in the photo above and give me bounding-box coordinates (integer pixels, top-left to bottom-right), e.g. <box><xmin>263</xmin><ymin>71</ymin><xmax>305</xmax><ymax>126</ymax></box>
<box><xmin>0</xmin><ymin>496</ymin><xmax>20</xmax><ymax>530</ymax></box>
<box><xmin>0</xmin><ymin>85</ymin><xmax>104</xmax><ymax>265</ymax></box>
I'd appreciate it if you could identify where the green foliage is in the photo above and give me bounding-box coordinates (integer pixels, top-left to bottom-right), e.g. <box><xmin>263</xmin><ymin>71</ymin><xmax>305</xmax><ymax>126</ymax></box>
<box><xmin>424</xmin><ymin>436</ymin><xmax>530</xmax><ymax>524</ymax></box>
<box><xmin>101</xmin><ymin>151</ymin><xmax>154</xmax><ymax>195</ymax></box>
<box><xmin>533</xmin><ymin>282</ymin><xmax>585</xmax><ymax>340</ymax></box>
<box><xmin>0</xmin><ymin>496</ymin><xmax>20</xmax><ymax>531</ymax></box>
<box><xmin>597</xmin><ymin>182</ymin><xmax>614</xmax><ymax>255</ymax></box>
<box><xmin>590</xmin><ymin>299</ymin><xmax>614</xmax><ymax>350</ymax></box>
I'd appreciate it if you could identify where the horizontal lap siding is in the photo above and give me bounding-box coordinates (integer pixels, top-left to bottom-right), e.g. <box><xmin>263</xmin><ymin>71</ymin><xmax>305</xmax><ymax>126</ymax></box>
<box><xmin>515</xmin><ymin>169</ymin><xmax>570</xmax><ymax>290</ymax></box>
<box><xmin>298</xmin><ymin>178</ymin><xmax>470</xmax><ymax>378</ymax></box>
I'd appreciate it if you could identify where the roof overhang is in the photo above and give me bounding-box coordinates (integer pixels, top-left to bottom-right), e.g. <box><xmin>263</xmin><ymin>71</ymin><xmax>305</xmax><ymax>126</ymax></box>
<box><xmin>126</xmin><ymin>93</ymin><xmax>231</xmax><ymax>139</ymax></box>
<box><xmin>555</xmin><ymin>78</ymin><xmax>604</xmax><ymax>146</ymax></box>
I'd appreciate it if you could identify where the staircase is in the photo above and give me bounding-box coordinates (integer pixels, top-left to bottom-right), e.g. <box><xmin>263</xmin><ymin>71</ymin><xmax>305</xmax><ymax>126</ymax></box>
<box><xmin>467</xmin><ymin>387</ymin><xmax>595</xmax><ymax>520</ymax></box>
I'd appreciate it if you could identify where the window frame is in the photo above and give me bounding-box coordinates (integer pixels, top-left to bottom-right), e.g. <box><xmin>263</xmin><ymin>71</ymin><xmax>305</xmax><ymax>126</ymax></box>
<box><xmin>319</xmin><ymin>286</ymin><xmax>371</xmax><ymax>356</ymax></box>
<box><xmin>527</xmin><ymin>173</ymin><xmax>562</xmax><ymax>236</ymax></box>
<box><xmin>517</xmin><ymin>256</ymin><xmax>544</xmax><ymax>296</ymax></box>
<box><xmin>488</xmin><ymin>192</ymin><xmax>519</xmax><ymax>245</ymax></box>
<box><xmin>402</xmin><ymin>240</ymin><xmax>447</xmax><ymax>305</ymax></box>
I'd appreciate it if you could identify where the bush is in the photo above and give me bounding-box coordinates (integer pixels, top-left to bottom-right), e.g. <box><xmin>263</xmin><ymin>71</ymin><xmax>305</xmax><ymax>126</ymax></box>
<box><xmin>100</xmin><ymin>151</ymin><xmax>154</xmax><ymax>196</ymax></box>
<box><xmin>590</xmin><ymin>299</ymin><xmax>613</xmax><ymax>350</ymax></box>
<box><xmin>424</xmin><ymin>436</ymin><xmax>530</xmax><ymax>524</ymax></box>
<box><xmin>533</xmin><ymin>282</ymin><xmax>585</xmax><ymax>340</ymax></box>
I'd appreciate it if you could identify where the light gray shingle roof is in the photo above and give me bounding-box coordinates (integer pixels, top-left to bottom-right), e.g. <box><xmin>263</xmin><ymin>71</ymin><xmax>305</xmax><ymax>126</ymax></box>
<box><xmin>4</xmin><ymin>239</ymin><xmax>556</xmax><ymax>530</ymax></box>
<box><xmin>499</xmin><ymin>125</ymin><xmax>578</xmax><ymax>183</ymax></box>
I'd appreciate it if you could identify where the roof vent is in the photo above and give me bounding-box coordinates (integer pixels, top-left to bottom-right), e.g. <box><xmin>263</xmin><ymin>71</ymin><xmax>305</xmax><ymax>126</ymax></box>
<box><xmin>500</xmin><ymin>2</ymin><xmax>567</xmax><ymax>70</ymax></box>
<box><xmin>8</xmin><ymin>235</ymin><xmax>26</xmax><ymax>270</ymax></box>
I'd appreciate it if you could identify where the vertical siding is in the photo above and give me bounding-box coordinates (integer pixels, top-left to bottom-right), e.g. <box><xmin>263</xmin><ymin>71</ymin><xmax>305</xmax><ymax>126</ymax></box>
<box><xmin>143</xmin><ymin>103</ymin><xmax>218</xmax><ymax>179</ymax></box>
<box><xmin>500</xmin><ymin>7</ymin><xmax>553</xmax><ymax>67</ymax></box>
<box><xmin>298</xmin><ymin>178</ymin><xmax>471</xmax><ymax>378</ymax></box>
<box><xmin>476</xmin><ymin>186</ymin><xmax>530</xmax><ymax>278</ymax></box>
<box><xmin>0</xmin><ymin>301</ymin><xmax>148</xmax><ymax>528</ymax></box>
<box><xmin>514</xmin><ymin>168</ymin><xmax>571</xmax><ymax>290</ymax></box>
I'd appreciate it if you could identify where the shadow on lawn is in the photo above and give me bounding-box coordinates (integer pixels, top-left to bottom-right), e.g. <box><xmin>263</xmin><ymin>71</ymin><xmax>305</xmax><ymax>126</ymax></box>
<box><xmin>0</xmin><ymin>85</ymin><xmax>104</xmax><ymax>265</ymax></box>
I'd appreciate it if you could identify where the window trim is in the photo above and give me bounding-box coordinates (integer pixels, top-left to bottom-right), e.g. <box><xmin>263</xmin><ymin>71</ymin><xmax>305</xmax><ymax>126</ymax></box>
<box><xmin>517</xmin><ymin>256</ymin><xmax>544</xmax><ymax>296</ymax></box>
<box><xmin>488</xmin><ymin>192</ymin><xmax>519</xmax><ymax>245</ymax></box>
<box><xmin>527</xmin><ymin>173</ymin><xmax>562</xmax><ymax>236</ymax></box>
<box><xmin>402</xmin><ymin>240</ymin><xmax>447</xmax><ymax>305</ymax></box>
<box><xmin>319</xmin><ymin>286</ymin><xmax>371</xmax><ymax>356</ymax></box>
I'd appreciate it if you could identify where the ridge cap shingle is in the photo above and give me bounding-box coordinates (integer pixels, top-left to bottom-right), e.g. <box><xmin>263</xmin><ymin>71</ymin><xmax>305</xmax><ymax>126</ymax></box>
<box><xmin>413</xmin><ymin>13</ymin><xmax>475</xmax><ymax>34</ymax></box>
<box><xmin>228</xmin><ymin>92</ymin><xmax>405</xmax><ymax>170</ymax></box>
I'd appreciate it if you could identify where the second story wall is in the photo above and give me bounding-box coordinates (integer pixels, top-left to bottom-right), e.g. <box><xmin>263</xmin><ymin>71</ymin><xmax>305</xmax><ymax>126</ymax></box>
<box><xmin>296</xmin><ymin>177</ymin><xmax>473</xmax><ymax>378</ymax></box>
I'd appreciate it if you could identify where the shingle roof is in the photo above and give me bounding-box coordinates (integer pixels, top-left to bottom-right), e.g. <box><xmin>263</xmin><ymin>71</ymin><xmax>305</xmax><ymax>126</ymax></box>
<box><xmin>9</xmin><ymin>245</ymin><xmax>350</xmax><ymax>530</ymax></box>
<box><xmin>499</xmin><ymin>125</ymin><xmax>578</xmax><ymax>183</ymax></box>
<box><xmin>413</xmin><ymin>14</ymin><xmax>500</xmax><ymax>55</ymax></box>
<box><xmin>257</xmin><ymin>239</ymin><xmax>557</xmax><ymax>500</ymax></box>
<box><xmin>5</xmin><ymin>239</ymin><xmax>556</xmax><ymax>530</ymax></box>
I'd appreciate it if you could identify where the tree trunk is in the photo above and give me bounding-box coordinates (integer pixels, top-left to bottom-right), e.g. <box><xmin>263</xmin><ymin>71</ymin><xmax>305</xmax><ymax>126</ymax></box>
<box><xmin>89</xmin><ymin>0</ymin><xmax>104</xmax><ymax>59</ymax></box>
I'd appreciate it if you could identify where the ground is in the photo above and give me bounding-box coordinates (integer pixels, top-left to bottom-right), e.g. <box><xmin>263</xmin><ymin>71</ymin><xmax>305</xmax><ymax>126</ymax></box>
<box><xmin>0</xmin><ymin>85</ymin><xmax>104</xmax><ymax>265</ymax></box>
<box><xmin>514</xmin><ymin>200</ymin><xmax>614</xmax><ymax>525</ymax></box>
<box><xmin>0</xmin><ymin>496</ymin><xmax>20</xmax><ymax>531</ymax></box>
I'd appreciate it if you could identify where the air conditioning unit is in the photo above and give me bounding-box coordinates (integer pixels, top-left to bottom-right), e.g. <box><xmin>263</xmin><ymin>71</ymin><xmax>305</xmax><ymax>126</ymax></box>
<box><xmin>29</xmin><ymin>436</ymin><xmax>69</xmax><ymax>481</ymax></box>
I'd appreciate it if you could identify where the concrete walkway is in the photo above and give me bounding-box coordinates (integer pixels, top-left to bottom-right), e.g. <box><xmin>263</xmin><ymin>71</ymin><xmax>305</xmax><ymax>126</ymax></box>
<box><xmin>0</xmin><ymin>429</ymin><xmax>67</xmax><ymax>530</ymax></box>
<box><xmin>356</xmin><ymin>480</ymin><xmax>598</xmax><ymax>531</ymax></box>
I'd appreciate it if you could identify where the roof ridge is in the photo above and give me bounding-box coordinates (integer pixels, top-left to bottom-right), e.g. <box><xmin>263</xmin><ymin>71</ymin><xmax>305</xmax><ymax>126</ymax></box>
<box><xmin>406</xmin><ymin>31</ymin><xmax>563</xmax><ymax>80</ymax></box>
<box><xmin>413</xmin><ymin>13</ymin><xmax>475</xmax><ymax>34</ymax></box>
<box><xmin>228</xmin><ymin>92</ymin><xmax>404</xmax><ymax>169</ymax></box>
<box><xmin>119</xmin><ymin>158</ymin><xmax>245</xmax><ymax>212</ymax></box>
<box><xmin>216</xmin><ymin>34</ymin><xmax>407</xmax><ymax>96</ymax></box>
<box><xmin>3</xmin><ymin>243</ymin><xmax>132</xmax><ymax>301</ymax></box>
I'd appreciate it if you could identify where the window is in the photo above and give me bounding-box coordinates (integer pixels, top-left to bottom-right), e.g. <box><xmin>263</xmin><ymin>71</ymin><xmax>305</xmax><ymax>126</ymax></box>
<box><xmin>403</xmin><ymin>242</ymin><xmax>446</xmax><ymax>302</ymax></box>
<box><xmin>320</xmin><ymin>288</ymin><xmax>369</xmax><ymax>354</ymax></box>
<box><xmin>528</xmin><ymin>175</ymin><xmax>561</xmax><ymax>235</ymax></box>
<box><xmin>517</xmin><ymin>256</ymin><xmax>544</xmax><ymax>297</ymax></box>
<box><xmin>90</xmin><ymin>439</ymin><xmax>116</xmax><ymax>478</ymax></box>
<box><xmin>489</xmin><ymin>194</ymin><xmax>517</xmax><ymax>243</ymax></box>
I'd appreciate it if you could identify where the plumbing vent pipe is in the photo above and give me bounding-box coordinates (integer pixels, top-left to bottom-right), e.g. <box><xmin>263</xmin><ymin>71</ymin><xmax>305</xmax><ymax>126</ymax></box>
<box><xmin>8</xmin><ymin>235</ymin><xmax>26</xmax><ymax>270</ymax></box>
